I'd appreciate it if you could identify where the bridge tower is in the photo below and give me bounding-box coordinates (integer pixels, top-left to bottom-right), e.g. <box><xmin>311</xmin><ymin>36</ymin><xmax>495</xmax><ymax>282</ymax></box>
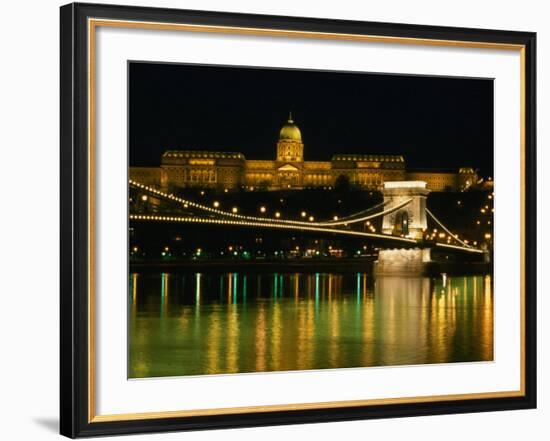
<box><xmin>381</xmin><ymin>181</ymin><xmax>430</xmax><ymax>240</ymax></box>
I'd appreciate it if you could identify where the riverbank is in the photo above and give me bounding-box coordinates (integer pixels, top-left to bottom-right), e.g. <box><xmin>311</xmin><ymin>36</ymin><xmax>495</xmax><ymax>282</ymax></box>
<box><xmin>130</xmin><ymin>257</ymin><xmax>491</xmax><ymax>275</ymax></box>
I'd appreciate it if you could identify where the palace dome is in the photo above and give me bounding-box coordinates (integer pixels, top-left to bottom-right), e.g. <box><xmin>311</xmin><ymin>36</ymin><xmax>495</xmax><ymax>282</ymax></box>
<box><xmin>279</xmin><ymin>113</ymin><xmax>302</xmax><ymax>142</ymax></box>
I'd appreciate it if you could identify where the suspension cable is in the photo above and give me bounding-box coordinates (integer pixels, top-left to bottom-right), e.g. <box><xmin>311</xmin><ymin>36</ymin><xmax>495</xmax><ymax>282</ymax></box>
<box><xmin>130</xmin><ymin>180</ymin><xmax>410</xmax><ymax>227</ymax></box>
<box><xmin>426</xmin><ymin>208</ymin><xmax>473</xmax><ymax>248</ymax></box>
<box><xmin>129</xmin><ymin>213</ymin><xmax>420</xmax><ymax>244</ymax></box>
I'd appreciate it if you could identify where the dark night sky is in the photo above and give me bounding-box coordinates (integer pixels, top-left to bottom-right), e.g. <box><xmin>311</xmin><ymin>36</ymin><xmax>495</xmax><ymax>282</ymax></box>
<box><xmin>129</xmin><ymin>62</ymin><xmax>494</xmax><ymax>176</ymax></box>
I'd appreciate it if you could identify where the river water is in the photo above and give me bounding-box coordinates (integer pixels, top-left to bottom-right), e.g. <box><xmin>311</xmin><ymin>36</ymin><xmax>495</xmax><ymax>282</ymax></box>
<box><xmin>129</xmin><ymin>271</ymin><xmax>493</xmax><ymax>378</ymax></box>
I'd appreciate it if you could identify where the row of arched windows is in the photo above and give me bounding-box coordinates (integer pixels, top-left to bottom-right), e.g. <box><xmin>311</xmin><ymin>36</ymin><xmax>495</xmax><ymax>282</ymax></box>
<box><xmin>174</xmin><ymin>168</ymin><xmax>217</xmax><ymax>183</ymax></box>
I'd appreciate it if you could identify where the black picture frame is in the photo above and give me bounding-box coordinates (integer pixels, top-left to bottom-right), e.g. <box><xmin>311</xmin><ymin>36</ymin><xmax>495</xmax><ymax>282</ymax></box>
<box><xmin>60</xmin><ymin>2</ymin><xmax>537</xmax><ymax>438</ymax></box>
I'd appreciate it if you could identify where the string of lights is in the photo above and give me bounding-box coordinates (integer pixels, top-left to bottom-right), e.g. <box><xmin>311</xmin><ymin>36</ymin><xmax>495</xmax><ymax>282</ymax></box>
<box><xmin>129</xmin><ymin>213</ymin><xmax>483</xmax><ymax>254</ymax></box>
<box><xmin>129</xmin><ymin>179</ymin><xmax>411</xmax><ymax>227</ymax></box>
<box><xmin>129</xmin><ymin>213</ymin><xmax>420</xmax><ymax>244</ymax></box>
<box><xmin>129</xmin><ymin>180</ymin><xmax>482</xmax><ymax>254</ymax></box>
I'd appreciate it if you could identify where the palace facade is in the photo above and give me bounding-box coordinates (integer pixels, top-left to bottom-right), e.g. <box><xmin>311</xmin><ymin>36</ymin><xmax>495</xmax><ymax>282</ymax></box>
<box><xmin>130</xmin><ymin>115</ymin><xmax>478</xmax><ymax>192</ymax></box>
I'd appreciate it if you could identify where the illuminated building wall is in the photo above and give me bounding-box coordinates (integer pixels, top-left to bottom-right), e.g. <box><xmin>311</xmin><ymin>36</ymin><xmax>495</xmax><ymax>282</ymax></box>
<box><xmin>129</xmin><ymin>116</ymin><xmax>477</xmax><ymax>192</ymax></box>
<box><xmin>407</xmin><ymin>168</ymin><xmax>478</xmax><ymax>192</ymax></box>
<box><xmin>406</xmin><ymin>171</ymin><xmax>458</xmax><ymax>192</ymax></box>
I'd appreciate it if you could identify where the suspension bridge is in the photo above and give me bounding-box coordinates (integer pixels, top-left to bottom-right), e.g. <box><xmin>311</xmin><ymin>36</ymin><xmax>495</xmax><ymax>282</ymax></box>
<box><xmin>129</xmin><ymin>179</ymin><xmax>484</xmax><ymax>259</ymax></box>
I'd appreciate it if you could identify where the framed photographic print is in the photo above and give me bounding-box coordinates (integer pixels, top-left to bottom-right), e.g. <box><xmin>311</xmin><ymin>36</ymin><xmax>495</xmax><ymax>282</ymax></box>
<box><xmin>60</xmin><ymin>2</ymin><xmax>537</xmax><ymax>438</ymax></box>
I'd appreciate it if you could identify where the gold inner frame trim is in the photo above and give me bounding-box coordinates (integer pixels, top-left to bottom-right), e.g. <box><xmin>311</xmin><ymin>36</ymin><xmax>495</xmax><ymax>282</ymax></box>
<box><xmin>87</xmin><ymin>17</ymin><xmax>527</xmax><ymax>423</ymax></box>
<box><xmin>91</xmin><ymin>390</ymin><xmax>524</xmax><ymax>423</ymax></box>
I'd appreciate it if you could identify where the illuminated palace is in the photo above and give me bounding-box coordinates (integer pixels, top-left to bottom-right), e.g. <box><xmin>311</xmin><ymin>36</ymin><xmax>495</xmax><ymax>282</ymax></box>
<box><xmin>130</xmin><ymin>114</ymin><xmax>478</xmax><ymax>192</ymax></box>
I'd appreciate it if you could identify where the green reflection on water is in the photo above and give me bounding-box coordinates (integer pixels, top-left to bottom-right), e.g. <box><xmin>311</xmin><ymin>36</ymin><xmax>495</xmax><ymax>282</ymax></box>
<box><xmin>129</xmin><ymin>272</ymin><xmax>493</xmax><ymax>378</ymax></box>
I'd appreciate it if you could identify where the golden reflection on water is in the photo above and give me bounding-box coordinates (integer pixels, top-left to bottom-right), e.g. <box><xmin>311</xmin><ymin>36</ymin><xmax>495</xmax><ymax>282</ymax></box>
<box><xmin>305</xmin><ymin>295</ymin><xmax>316</xmax><ymax>369</ymax></box>
<box><xmin>255</xmin><ymin>304</ymin><xmax>267</xmax><ymax>372</ymax></box>
<box><xmin>131</xmin><ymin>273</ymin><xmax>137</xmax><ymax>305</ymax></box>
<box><xmin>226</xmin><ymin>301</ymin><xmax>239</xmax><ymax>373</ymax></box>
<box><xmin>129</xmin><ymin>272</ymin><xmax>494</xmax><ymax>378</ymax></box>
<box><xmin>271</xmin><ymin>300</ymin><xmax>281</xmax><ymax>372</ymax></box>
<box><xmin>206</xmin><ymin>309</ymin><xmax>221</xmax><ymax>374</ymax></box>
<box><xmin>329</xmin><ymin>283</ymin><xmax>341</xmax><ymax>368</ymax></box>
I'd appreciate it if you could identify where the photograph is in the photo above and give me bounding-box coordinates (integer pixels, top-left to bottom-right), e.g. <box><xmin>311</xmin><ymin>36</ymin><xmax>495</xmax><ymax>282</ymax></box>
<box><xmin>128</xmin><ymin>62</ymin><xmax>495</xmax><ymax>379</ymax></box>
<box><xmin>56</xmin><ymin>2</ymin><xmax>538</xmax><ymax>437</ymax></box>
